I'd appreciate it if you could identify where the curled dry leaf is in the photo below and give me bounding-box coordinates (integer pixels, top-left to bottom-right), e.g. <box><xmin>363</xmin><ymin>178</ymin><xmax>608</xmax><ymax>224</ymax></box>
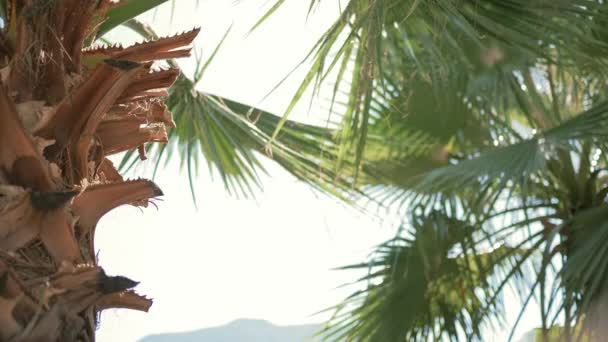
<box><xmin>72</xmin><ymin>179</ymin><xmax>163</xmax><ymax>234</ymax></box>
<box><xmin>0</xmin><ymin>186</ymin><xmax>81</xmax><ymax>264</ymax></box>
<box><xmin>96</xmin><ymin>290</ymin><xmax>153</xmax><ymax>312</ymax></box>
<box><xmin>0</xmin><ymin>1</ymin><xmax>199</xmax><ymax>338</ymax></box>
<box><xmin>97</xmin><ymin>158</ymin><xmax>123</xmax><ymax>183</ymax></box>
<box><xmin>0</xmin><ymin>85</ymin><xmax>54</xmax><ymax>192</ymax></box>
<box><xmin>97</xmin><ymin>119</ymin><xmax>168</xmax><ymax>156</ymax></box>
<box><xmin>111</xmin><ymin>28</ymin><xmax>200</xmax><ymax>62</ymax></box>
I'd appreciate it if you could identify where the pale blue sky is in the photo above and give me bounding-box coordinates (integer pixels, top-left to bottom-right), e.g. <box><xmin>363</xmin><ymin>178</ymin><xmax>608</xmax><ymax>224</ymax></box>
<box><xmin>96</xmin><ymin>1</ymin><xmax>539</xmax><ymax>341</ymax></box>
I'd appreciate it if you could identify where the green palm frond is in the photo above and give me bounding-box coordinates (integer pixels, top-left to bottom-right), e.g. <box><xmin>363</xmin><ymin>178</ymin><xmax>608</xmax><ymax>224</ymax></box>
<box><xmin>325</xmin><ymin>209</ymin><xmax>529</xmax><ymax>341</ymax></box>
<box><xmin>114</xmin><ymin>4</ymin><xmax>426</xmax><ymax>203</ymax></box>
<box><xmin>119</xmin><ymin>71</ymin><xmax>362</xmax><ymax>201</ymax></box>
<box><xmin>97</xmin><ymin>0</ymin><xmax>171</xmax><ymax>38</ymax></box>
<box><xmin>116</xmin><ymin>19</ymin><xmax>365</xmax><ymax>201</ymax></box>
<box><xmin>333</xmin><ymin>14</ymin><xmax>608</xmax><ymax>209</ymax></box>
<box><xmin>248</xmin><ymin>1</ymin><xmax>608</xmax><ymax>340</ymax></box>
<box><xmin>260</xmin><ymin>0</ymin><xmax>608</xmax><ymax>180</ymax></box>
<box><xmin>561</xmin><ymin>205</ymin><xmax>608</xmax><ymax>339</ymax></box>
<box><xmin>414</xmin><ymin>101</ymin><xmax>608</xmax><ymax>194</ymax></box>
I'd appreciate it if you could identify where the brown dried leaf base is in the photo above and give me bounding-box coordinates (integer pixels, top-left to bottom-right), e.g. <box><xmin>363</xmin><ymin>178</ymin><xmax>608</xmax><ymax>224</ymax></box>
<box><xmin>0</xmin><ymin>1</ymin><xmax>199</xmax><ymax>340</ymax></box>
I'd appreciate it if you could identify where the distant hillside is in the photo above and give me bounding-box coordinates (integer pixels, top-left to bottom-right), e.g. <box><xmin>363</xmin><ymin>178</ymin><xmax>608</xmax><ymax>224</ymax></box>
<box><xmin>517</xmin><ymin>330</ymin><xmax>536</xmax><ymax>342</ymax></box>
<box><xmin>139</xmin><ymin>319</ymin><xmax>331</xmax><ymax>342</ymax></box>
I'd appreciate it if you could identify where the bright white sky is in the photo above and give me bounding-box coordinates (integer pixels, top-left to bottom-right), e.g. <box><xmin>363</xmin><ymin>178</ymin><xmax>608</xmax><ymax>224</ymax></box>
<box><xmin>96</xmin><ymin>1</ymin><xmax>397</xmax><ymax>341</ymax></box>
<box><xmin>95</xmin><ymin>1</ymin><xmax>539</xmax><ymax>341</ymax></box>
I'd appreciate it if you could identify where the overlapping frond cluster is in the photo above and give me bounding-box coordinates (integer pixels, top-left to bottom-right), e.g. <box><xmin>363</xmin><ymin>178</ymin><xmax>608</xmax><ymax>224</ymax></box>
<box><xmin>0</xmin><ymin>1</ymin><xmax>198</xmax><ymax>340</ymax></box>
<box><xmin>253</xmin><ymin>0</ymin><xmax>608</xmax><ymax>340</ymax></box>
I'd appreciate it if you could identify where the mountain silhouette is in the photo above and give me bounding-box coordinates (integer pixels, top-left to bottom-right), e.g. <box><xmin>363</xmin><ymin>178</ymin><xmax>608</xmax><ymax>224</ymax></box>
<box><xmin>139</xmin><ymin>319</ymin><xmax>330</xmax><ymax>342</ymax></box>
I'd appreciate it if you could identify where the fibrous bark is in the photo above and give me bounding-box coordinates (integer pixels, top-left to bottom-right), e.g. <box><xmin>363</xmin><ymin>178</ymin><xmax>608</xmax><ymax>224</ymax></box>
<box><xmin>0</xmin><ymin>1</ymin><xmax>198</xmax><ymax>340</ymax></box>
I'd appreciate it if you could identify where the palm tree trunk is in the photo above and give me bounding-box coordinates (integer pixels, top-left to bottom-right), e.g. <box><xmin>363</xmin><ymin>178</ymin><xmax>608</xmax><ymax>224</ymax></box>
<box><xmin>0</xmin><ymin>1</ymin><xmax>197</xmax><ymax>340</ymax></box>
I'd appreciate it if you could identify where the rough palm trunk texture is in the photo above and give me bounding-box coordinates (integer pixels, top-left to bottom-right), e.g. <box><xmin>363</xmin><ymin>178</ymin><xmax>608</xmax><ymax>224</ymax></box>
<box><xmin>0</xmin><ymin>1</ymin><xmax>198</xmax><ymax>340</ymax></box>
